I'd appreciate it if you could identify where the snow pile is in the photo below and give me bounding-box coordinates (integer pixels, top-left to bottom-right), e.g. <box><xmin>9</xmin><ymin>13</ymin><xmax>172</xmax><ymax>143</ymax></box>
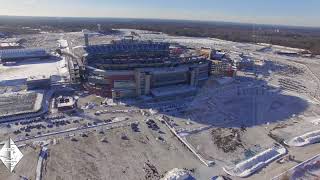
<box><xmin>58</xmin><ymin>39</ymin><xmax>68</xmax><ymax>48</ymax></box>
<box><xmin>113</xmin><ymin>116</ymin><xmax>128</xmax><ymax>122</ymax></box>
<box><xmin>161</xmin><ymin>168</ymin><xmax>195</xmax><ymax>180</ymax></box>
<box><xmin>103</xmin><ymin>98</ymin><xmax>117</xmax><ymax>106</ymax></box>
<box><xmin>81</xmin><ymin>102</ymin><xmax>97</xmax><ymax>110</ymax></box>
<box><xmin>58</xmin><ymin>57</ymin><xmax>69</xmax><ymax>75</ymax></box>
<box><xmin>311</xmin><ymin>118</ymin><xmax>320</xmax><ymax>125</ymax></box>
<box><xmin>149</xmin><ymin>108</ymin><xmax>158</xmax><ymax>115</ymax></box>
<box><xmin>285</xmin><ymin>130</ymin><xmax>320</xmax><ymax>147</ymax></box>
<box><xmin>223</xmin><ymin>146</ymin><xmax>287</xmax><ymax>177</ymax></box>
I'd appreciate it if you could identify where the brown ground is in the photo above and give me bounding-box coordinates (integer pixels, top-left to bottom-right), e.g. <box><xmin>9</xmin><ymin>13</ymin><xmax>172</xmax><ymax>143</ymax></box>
<box><xmin>42</xmin><ymin>122</ymin><xmax>215</xmax><ymax>180</ymax></box>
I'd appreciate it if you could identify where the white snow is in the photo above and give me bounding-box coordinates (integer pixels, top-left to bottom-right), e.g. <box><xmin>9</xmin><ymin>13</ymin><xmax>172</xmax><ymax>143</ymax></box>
<box><xmin>285</xmin><ymin>129</ymin><xmax>320</xmax><ymax>147</ymax></box>
<box><xmin>0</xmin><ymin>57</ymin><xmax>69</xmax><ymax>83</ymax></box>
<box><xmin>161</xmin><ymin>168</ymin><xmax>194</xmax><ymax>180</ymax></box>
<box><xmin>223</xmin><ymin>146</ymin><xmax>287</xmax><ymax>177</ymax></box>
<box><xmin>310</xmin><ymin>118</ymin><xmax>320</xmax><ymax>125</ymax></box>
<box><xmin>57</xmin><ymin>39</ymin><xmax>69</xmax><ymax>48</ymax></box>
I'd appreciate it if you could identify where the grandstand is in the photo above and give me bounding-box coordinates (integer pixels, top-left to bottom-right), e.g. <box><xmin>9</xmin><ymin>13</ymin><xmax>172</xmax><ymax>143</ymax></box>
<box><xmin>73</xmin><ymin>39</ymin><xmax>170</xmax><ymax>61</ymax></box>
<box><xmin>0</xmin><ymin>48</ymin><xmax>49</xmax><ymax>63</ymax></box>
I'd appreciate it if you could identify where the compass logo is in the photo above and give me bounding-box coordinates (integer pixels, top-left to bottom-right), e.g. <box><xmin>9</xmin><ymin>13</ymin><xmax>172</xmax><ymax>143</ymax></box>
<box><xmin>0</xmin><ymin>138</ymin><xmax>23</xmax><ymax>172</ymax></box>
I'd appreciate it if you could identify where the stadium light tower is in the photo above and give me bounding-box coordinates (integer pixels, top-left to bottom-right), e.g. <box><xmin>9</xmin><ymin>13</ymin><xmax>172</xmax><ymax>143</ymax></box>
<box><xmin>82</xmin><ymin>29</ymin><xmax>90</xmax><ymax>46</ymax></box>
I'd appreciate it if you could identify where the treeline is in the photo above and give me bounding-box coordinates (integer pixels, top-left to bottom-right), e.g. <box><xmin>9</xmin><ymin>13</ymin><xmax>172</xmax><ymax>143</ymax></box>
<box><xmin>108</xmin><ymin>20</ymin><xmax>320</xmax><ymax>54</ymax></box>
<box><xmin>1</xmin><ymin>16</ymin><xmax>320</xmax><ymax>54</ymax></box>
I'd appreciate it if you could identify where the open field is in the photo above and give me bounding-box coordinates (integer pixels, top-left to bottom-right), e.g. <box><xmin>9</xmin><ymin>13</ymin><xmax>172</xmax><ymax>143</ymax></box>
<box><xmin>42</xmin><ymin>124</ymin><xmax>215</xmax><ymax>180</ymax></box>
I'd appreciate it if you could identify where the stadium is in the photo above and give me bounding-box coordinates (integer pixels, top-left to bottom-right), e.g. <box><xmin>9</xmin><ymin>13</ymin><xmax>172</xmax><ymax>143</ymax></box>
<box><xmin>73</xmin><ymin>38</ymin><xmax>211</xmax><ymax>99</ymax></box>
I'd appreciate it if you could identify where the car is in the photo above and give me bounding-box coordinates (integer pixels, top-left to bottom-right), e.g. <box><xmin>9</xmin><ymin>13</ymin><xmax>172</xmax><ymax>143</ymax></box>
<box><xmin>104</xmin><ymin>119</ymin><xmax>112</xmax><ymax>123</ymax></box>
<box><xmin>131</xmin><ymin>123</ymin><xmax>140</xmax><ymax>132</ymax></box>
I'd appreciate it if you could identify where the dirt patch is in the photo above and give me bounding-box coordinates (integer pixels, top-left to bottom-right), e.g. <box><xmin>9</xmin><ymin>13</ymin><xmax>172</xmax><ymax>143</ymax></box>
<box><xmin>143</xmin><ymin>161</ymin><xmax>161</xmax><ymax>180</ymax></box>
<box><xmin>276</xmin><ymin>64</ymin><xmax>305</xmax><ymax>77</ymax></box>
<box><xmin>211</xmin><ymin>128</ymin><xmax>245</xmax><ymax>153</ymax></box>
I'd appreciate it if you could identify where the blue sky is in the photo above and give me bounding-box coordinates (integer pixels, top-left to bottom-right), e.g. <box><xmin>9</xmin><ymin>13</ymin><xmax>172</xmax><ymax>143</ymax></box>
<box><xmin>0</xmin><ymin>0</ymin><xmax>319</xmax><ymax>27</ymax></box>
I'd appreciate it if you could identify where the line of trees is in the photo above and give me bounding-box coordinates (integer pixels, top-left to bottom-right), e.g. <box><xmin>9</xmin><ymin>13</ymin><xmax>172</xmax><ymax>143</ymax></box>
<box><xmin>1</xmin><ymin>16</ymin><xmax>320</xmax><ymax>54</ymax></box>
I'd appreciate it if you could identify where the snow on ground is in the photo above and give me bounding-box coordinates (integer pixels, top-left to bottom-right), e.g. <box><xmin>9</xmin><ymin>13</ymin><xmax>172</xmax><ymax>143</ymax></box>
<box><xmin>57</xmin><ymin>39</ymin><xmax>68</xmax><ymax>48</ymax></box>
<box><xmin>3</xmin><ymin>29</ymin><xmax>320</xmax><ymax>179</ymax></box>
<box><xmin>0</xmin><ymin>57</ymin><xmax>69</xmax><ymax>84</ymax></box>
<box><xmin>310</xmin><ymin>118</ymin><xmax>320</xmax><ymax>125</ymax></box>
<box><xmin>161</xmin><ymin>168</ymin><xmax>195</xmax><ymax>180</ymax></box>
<box><xmin>117</xmin><ymin>29</ymin><xmax>262</xmax><ymax>52</ymax></box>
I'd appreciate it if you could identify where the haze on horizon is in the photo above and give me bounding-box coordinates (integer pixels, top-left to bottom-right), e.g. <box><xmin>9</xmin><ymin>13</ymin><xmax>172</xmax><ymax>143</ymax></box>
<box><xmin>0</xmin><ymin>0</ymin><xmax>319</xmax><ymax>27</ymax></box>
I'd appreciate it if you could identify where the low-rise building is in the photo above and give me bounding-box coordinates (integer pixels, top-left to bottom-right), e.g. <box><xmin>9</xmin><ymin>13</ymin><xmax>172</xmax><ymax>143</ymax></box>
<box><xmin>56</xmin><ymin>96</ymin><xmax>76</xmax><ymax>112</ymax></box>
<box><xmin>210</xmin><ymin>60</ymin><xmax>236</xmax><ymax>77</ymax></box>
<box><xmin>27</xmin><ymin>76</ymin><xmax>51</xmax><ymax>90</ymax></box>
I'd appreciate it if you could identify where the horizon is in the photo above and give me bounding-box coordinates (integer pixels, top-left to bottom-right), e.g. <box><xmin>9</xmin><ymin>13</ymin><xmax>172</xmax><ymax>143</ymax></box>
<box><xmin>1</xmin><ymin>15</ymin><xmax>320</xmax><ymax>29</ymax></box>
<box><xmin>0</xmin><ymin>0</ymin><xmax>319</xmax><ymax>27</ymax></box>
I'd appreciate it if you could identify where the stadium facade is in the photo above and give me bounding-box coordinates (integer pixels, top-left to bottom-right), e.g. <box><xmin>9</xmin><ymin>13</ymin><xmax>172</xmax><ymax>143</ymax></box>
<box><xmin>73</xmin><ymin>39</ymin><xmax>211</xmax><ymax>99</ymax></box>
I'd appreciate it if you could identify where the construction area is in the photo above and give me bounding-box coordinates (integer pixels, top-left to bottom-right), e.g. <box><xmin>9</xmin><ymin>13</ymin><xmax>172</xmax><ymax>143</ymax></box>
<box><xmin>0</xmin><ymin>27</ymin><xmax>320</xmax><ymax>180</ymax></box>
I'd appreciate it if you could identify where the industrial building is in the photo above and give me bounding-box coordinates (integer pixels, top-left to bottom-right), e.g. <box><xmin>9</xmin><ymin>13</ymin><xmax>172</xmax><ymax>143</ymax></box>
<box><xmin>276</xmin><ymin>50</ymin><xmax>299</xmax><ymax>57</ymax></box>
<box><xmin>0</xmin><ymin>48</ymin><xmax>49</xmax><ymax>63</ymax></box>
<box><xmin>199</xmin><ymin>47</ymin><xmax>212</xmax><ymax>58</ymax></box>
<box><xmin>73</xmin><ymin>38</ymin><xmax>210</xmax><ymax>99</ymax></box>
<box><xmin>200</xmin><ymin>48</ymin><xmax>236</xmax><ymax>77</ymax></box>
<box><xmin>237</xmin><ymin>54</ymin><xmax>255</xmax><ymax>69</ymax></box>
